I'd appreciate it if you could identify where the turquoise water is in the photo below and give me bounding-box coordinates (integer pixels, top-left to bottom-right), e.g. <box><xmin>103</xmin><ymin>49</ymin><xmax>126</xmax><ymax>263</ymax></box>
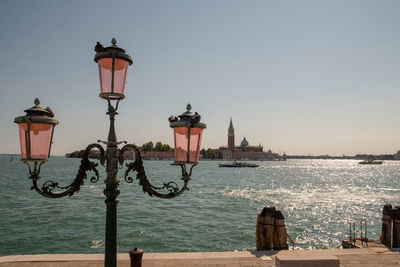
<box><xmin>1</xmin><ymin>155</ymin><xmax>400</xmax><ymax>256</ymax></box>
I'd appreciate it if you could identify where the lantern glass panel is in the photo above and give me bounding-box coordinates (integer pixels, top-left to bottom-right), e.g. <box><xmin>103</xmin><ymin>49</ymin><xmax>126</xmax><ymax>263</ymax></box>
<box><xmin>188</xmin><ymin>127</ymin><xmax>203</xmax><ymax>162</ymax></box>
<box><xmin>173</xmin><ymin>127</ymin><xmax>204</xmax><ymax>163</ymax></box>
<box><xmin>18</xmin><ymin>122</ymin><xmax>54</xmax><ymax>160</ymax></box>
<box><xmin>98</xmin><ymin>58</ymin><xmax>129</xmax><ymax>97</ymax></box>
<box><xmin>173</xmin><ymin>127</ymin><xmax>188</xmax><ymax>162</ymax></box>
<box><xmin>18</xmin><ymin>123</ymin><xmax>28</xmax><ymax>159</ymax></box>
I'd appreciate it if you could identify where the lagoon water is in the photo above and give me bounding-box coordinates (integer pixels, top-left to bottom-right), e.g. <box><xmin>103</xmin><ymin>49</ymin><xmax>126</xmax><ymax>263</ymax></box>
<box><xmin>1</xmin><ymin>155</ymin><xmax>400</xmax><ymax>256</ymax></box>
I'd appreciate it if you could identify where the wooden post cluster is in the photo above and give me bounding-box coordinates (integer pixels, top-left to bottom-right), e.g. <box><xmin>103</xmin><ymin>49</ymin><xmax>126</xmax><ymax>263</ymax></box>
<box><xmin>380</xmin><ymin>204</ymin><xmax>400</xmax><ymax>248</ymax></box>
<box><xmin>256</xmin><ymin>206</ymin><xmax>288</xmax><ymax>250</ymax></box>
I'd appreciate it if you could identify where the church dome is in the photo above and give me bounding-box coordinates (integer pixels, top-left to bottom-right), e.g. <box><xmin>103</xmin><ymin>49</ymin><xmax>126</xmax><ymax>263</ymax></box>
<box><xmin>240</xmin><ymin>137</ymin><xmax>249</xmax><ymax>147</ymax></box>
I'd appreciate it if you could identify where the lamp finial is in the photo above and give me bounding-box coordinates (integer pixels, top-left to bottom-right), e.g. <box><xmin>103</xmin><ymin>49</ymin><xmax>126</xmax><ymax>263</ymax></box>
<box><xmin>111</xmin><ymin>38</ymin><xmax>117</xmax><ymax>46</ymax></box>
<box><xmin>186</xmin><ymin>103</ymin><xmax>191</xmax><ymax>111</ymax></box>
<box><xmin>34</xmin><ymin>98</ymin><xmax>40</xmax><ymax>107</ymax></box>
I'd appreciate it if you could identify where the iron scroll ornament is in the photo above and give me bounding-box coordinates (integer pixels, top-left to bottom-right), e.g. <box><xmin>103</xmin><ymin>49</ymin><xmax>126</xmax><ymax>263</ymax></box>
<box><xmin>25</xmin><ymin>143</ymin><xmax>106</xmax><ymax>198</ymax></box>
<box><xmin>24</xmin><ymin>142</ymin><xmax>194</xmax><ymax>199</ymax></box>
<box><xmin>120</xmin><ymin>144</ymin><xmax>195</xmax><ymax>198</ymax></box>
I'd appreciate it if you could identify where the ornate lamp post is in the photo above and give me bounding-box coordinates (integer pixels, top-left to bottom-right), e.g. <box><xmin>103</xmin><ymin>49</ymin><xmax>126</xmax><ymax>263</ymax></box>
<box><xmin>14</xmin><ymin>38</ymin><xmax>206</xmax><ymax>267</ymax></box>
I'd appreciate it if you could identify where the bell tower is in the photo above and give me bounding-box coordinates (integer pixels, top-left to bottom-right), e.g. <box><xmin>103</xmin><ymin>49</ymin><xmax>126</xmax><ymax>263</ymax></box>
<box><xmin>228</xmin><ymin>117</ymin><xmax>235</xmax><ymax>151</ymax></box>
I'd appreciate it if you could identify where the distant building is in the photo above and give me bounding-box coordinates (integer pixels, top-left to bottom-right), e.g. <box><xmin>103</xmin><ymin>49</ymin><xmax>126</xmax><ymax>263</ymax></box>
<box><xmin>124</xmin><ymin>151</ymin><xmax>174</xmax><ymax>160</ymax></box>
<box><xmin>394</xmin><ymin>151</ymin><xmax>400</xmax><ymax>160</ymax></box>
<box><xmin>217</xmin><ymin>118</ymin><xmax>280</xmax><ymax>160</ymax></box>
<box><xmin>141</xmin><ymin>151</ymin><xmax>174</xmax><ymax>160</ymax></box>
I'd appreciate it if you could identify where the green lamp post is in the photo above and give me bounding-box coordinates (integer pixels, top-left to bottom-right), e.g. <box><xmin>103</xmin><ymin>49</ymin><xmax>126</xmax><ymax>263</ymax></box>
<box><xmin>14</xmin><ymin>38</ymin><xmax>206</xmax><ymax>267</ymax></box>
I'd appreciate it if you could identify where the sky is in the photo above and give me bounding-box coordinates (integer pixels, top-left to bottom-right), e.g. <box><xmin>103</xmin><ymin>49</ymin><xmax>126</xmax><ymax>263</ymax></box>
<box><xmin>1</xmin><ymin>0</ymin><xmax>400</xmax><ymax>156</ymax></box>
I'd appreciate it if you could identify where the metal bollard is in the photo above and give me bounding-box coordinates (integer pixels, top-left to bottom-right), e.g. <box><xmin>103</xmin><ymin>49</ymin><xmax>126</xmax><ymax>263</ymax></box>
<box><xmin>129</xmin><ymin>248</ymin><xmax>144</xmax><ymax>267</ymax></box>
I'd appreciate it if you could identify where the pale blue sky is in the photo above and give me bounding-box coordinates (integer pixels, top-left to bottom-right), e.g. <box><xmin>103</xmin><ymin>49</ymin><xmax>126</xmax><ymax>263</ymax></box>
<box><xmin>1</xmin><ymin>0</ymin><xmax>400</xmax><ymax>156</ymax></box>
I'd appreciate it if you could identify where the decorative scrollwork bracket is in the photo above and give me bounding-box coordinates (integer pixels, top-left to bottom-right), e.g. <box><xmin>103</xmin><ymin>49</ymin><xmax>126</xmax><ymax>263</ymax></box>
<box><xmin>120</xmin><ymin>144</ymin><xmax>195</xmax><ymax>199</ymax></box>
<box><xmin>25</xmin><ymin>143</ymin><xmax>106</xmax><ymax>198</ymax></box>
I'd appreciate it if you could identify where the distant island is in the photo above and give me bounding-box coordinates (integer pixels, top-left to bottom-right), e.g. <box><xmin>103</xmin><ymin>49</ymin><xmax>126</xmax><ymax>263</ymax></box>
<box><xmin>66</xmin><ymin>141</ymin><xmax>173</xmax><ymax>160</ymax></box>
<box><xmin>0</xmin><ymin>152</ymin><xmax>399</xmax><ymax>161</ymax></box>
<box><xmin>65</xmin><ymin>149</ymin><xmax>99</xmax><ymax>159</ymax></box>
<box><xmin>64</xmin><ymin>140</ymin><xmax>400</xmax><ymax>161</ymax></box>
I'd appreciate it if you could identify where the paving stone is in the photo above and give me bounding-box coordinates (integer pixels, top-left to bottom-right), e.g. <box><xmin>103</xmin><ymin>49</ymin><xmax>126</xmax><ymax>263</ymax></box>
<box><xmin>275</xmin><ymin>254</ymin><xmax>340</xmax><ymax>267</ymax></box>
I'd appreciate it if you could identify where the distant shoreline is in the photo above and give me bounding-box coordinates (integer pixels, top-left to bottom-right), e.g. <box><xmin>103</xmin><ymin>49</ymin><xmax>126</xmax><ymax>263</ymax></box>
<box><xmin>2</xmin><ymin>154</ymin><xmax>399</xmax><ymax>161</ymax></box>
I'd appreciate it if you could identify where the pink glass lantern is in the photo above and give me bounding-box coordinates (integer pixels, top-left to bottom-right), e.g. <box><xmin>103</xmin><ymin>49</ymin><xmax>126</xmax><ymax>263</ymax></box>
<box><xmin>14</xmin><ymin>99</ymin><xmax>58</xmax><ymax>160</ymax></box>
<box><xmin>94</xmin><ymin>38</ymin><xmax>133</xmax><ymax>100</ymax></box>
<box><xmin>169</xmin><ymin>104</ymin><xmax>206</xmax><ymax>164</ymax></box>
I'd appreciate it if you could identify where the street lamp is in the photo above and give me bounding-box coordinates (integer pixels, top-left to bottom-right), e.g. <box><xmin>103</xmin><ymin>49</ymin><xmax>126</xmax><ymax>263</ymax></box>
<box><xmin>14</xmin><ymin>38</ymin><xmax>206</xmax><ymax>267</ymax></box>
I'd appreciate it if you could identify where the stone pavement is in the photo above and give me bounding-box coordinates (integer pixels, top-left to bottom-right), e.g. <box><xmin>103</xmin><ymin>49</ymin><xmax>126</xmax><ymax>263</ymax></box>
<box><xmin>1</xmin><ymin>247</ymin><xmax>400</xmax><ymax>266</ymax></box>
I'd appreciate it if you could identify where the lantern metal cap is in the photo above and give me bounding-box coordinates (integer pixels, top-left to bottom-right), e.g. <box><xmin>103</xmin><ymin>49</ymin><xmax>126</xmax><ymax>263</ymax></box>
<box><xmin>14</xmin><ymin>98</ymin><xmax>59</xmax><ymax>125</ymax></box>
<box><xmin>94</xmin><ymin>38</ymin><xmax>133</xmax><ymax>65</ymax></box>
<box><xmin>169</xmin><ymin>104</ymin><xmax>206</xmax><ymax>129</ymax></box>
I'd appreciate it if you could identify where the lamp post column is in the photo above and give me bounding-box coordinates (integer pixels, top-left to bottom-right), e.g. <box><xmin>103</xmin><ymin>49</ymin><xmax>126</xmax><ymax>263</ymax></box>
<box><xmin>104</xmin><ymin>104</ymin><xmax>120</xmax><ymax>267</ymax></box>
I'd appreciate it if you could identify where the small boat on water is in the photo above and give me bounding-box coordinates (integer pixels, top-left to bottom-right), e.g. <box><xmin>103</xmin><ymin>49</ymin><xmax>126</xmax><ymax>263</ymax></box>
<box><xmin>359</xmin><ymin>160</ymin><xmax>383</xmax><ymax>165</ymax></box>
<box><xmin>219</xmin><ymin>161</ymin><xmax>259</xmax><ymax>168</ymax></box>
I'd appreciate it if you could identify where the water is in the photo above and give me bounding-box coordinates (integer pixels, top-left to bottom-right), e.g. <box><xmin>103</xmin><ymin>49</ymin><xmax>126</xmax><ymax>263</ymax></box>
<box><xmin>1</xmin><ymin>155</ymin><xmax>400</xmax><ymax>256</ymax></box>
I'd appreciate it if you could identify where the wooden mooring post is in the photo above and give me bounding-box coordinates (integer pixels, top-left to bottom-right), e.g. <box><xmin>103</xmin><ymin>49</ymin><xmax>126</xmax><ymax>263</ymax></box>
<box><xmin>392</xmin><ymin>207</ymin><xmax>400</xmax><ymax>248</ymax></box>
<box><xmin>256</xmin><ymin>206</ymin><xmax>289</xmax><ymax>250</ymax></box>
<box><xmin>256</xmin><ymin>206</ymin><xmax>275</xmax><ymax>250</ymax></box>
<box><xmin>380</xmin><ymin>204</ymin><xmax>392</xmax><ymax>247</ymax></box>
<box><xmin>273</xmin><ymin>210</ymin><xmax>289</xmax><ymax>250</ymax></box>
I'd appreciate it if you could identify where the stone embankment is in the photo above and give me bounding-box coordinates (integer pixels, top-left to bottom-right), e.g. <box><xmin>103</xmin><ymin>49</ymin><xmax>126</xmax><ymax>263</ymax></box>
<box><xmin>1</xmin><ymin>248</ymin><xmax>400</xmax><ymax>267</ymax></box>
